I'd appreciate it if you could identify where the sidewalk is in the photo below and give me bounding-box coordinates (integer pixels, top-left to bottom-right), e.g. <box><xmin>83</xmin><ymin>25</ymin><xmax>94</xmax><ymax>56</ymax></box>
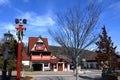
<box><xmin>0</xmin><ymin>70</ymin><xmax>102</xmax><ymax>80</ymax></box>
<box><xmin>0</xmin><ymin>71</ymin><xmax>74</xmax><ymax>76</ymax></box>
<box><xmin>0</xmin><ymin>70</ymin><xmax>102</xmax><ymax>76</ymax></box>
<box><xmin>23</xmin><ymin>71</ymin><xmax>74</xmax><ymax>76</ymax></box>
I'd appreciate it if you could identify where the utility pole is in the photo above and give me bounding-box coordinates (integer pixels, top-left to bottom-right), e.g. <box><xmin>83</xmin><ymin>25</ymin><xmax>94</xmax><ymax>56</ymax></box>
<box><xmin>15</xmin><ymin>19</ymin><xmax>26</xmax><ymax>80</ymax></box>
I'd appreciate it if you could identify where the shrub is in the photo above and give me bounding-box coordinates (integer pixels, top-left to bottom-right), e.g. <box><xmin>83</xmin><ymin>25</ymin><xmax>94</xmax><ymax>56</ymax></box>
<box><xmin>102</xmin><ymin>72</ymin><xmax>118</xmax><ymax>80</ymax></box>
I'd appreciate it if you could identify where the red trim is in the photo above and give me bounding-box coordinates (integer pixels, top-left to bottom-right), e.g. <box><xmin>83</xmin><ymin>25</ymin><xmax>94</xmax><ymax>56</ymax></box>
<box><xmin>31</xmin><ymin>56</ymin><xmax>51</xmax><ymax>60</ymax></box>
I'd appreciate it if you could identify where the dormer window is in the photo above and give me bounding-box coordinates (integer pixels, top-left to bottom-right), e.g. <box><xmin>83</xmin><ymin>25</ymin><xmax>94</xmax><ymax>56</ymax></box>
<box><xmin>36</xmin><ymin>42</ymin><xmax>45</xmax><ymax>51</ymax></box>
<box><xmin>37</xmin><ymin>43</ymin><xmax>43</xmax><ymax>46</ymax></box>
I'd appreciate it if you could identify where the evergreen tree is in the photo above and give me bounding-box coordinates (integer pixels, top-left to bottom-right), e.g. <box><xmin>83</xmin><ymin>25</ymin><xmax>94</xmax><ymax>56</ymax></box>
<box><xmin>0</xmin><ymin>38</ymin><xmax>18</xmax><ymax>70</ymax></box>
<box><xmin>96</xmin><ymin>26</ymin><xmax>117</xmax><ymax>73</ymax></box>
<box><xmin>9</xmin><ymin>39</ymin><xmax>18</xmax><ymax>59</ymax></box>
<box><xmin>0</xmin><ymin>43</ymin><xmax>5</xmax><ymax>54</ymax></box>
<box><xmin>0</xmin><ymin>42</ymin><xmax>5</xmax><ymax>69</ymax></box>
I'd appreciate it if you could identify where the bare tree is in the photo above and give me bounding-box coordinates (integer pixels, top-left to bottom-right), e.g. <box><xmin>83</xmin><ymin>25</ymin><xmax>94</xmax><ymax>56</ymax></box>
<box><xmin>49</xmin><ymin>1</ymin><xmax>102</xmax><ymax>80</ymax></box>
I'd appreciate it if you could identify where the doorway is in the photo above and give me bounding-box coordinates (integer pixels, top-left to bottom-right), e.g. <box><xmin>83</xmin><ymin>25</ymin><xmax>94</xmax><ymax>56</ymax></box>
<box><xmin>58</xmin><ymin>63</ymin><xmax>63</xmax><ymax>71</ymax></box>
<box><xmin>32</xmin><ymin>64</ymin><xmax>42</xmax><ymax>71</ymax></box>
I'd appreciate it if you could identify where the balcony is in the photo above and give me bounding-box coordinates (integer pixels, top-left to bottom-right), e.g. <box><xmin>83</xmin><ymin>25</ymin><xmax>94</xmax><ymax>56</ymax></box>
<box><xmin>31</xmin><ymin>55</ymin><xmax>51</xmax><ymax>60</ymax></box>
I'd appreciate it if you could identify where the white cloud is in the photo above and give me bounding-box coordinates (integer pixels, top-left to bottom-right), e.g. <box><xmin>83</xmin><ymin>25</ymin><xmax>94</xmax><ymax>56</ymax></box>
<box><xmin>0</xmin><ymin>23</ymin><xmax>16</xmax><ymax>37</ymax></box>
<box><xmin>104</xmin><ymin>1</ymin><xmax>120</xmax><ymax>21</ymax></box>
<box><xmin>3</xmin><ymin>24</ymin><xmax>15</xmax><ymax>31</ymax></box>
<box><xmin>30</xmin><ymin>17</ymin><xmax>55</xmax><ymax>26</ymax></box>
<box><xmin>0</xmin><ymin>23</ymin><xmax>14</xmax><ymax>31</ymax></box>
<box><xmin>0</xmin><ymin>11</ymin><xmax>55</xmax><ymax>43</ymax></box>
<box><xmin>19</xmin><ymin>12</ymin><xmax>55</xmax><ymax>27</ymax></box>
<box><xmin>14</xmin><ymin>11</ymin><xmax>56</xmax><ymax>43</ymax></box>
<box><xmin>109</xmin><ymin>1</ymin><xmax>120</xmax><ymax>10</ymax></box>
<box><xmin>0</xmin><ymin>22</ymin><xmax>28</xmax><ymax>42</ymax></box>
<box><xmin>0</xmin><ymin>0</ymin><xmax>10</xmax><ymax>5</ymax></box>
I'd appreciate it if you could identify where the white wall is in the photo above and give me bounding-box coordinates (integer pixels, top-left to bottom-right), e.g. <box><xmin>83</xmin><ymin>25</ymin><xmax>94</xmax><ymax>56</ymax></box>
<box><xmin>22</xmin><ymin>60</ymin><xmax>30</xmax><ymax>66</ymax></box>
<box><xmin>44</xmin><ymin>63</ymin><xmax>50</xmax><ymax>71</ymax></box>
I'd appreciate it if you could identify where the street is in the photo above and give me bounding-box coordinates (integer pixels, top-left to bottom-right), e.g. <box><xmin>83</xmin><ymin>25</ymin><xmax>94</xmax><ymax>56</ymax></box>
<box><xmin>28</xmin><ymin>70</ymin><xmax>102</xmax><ymax>80</ymax></box>
<box><xmin>0</xmin><ymin>70</ymin><xmax>102</xmax><ymax>80</ymax></box>
<box><xmin>33</xmin><ymin>75</ymin><xmax>101</xmax><ymax>80</ymax></box>
<box><xmin>34</xmin><ymin>75</ymin><xmax>74</xmax><ymax>80</ymax></box>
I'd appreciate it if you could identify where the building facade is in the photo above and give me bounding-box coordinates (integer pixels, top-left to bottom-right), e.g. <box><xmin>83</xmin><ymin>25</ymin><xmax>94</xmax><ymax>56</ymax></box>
<box><xmin>23</xmin><ymin>36</ymin><xmax>120</xmax><ymax>71</ymax></box>
<box><xmin>51</xmin><ymin>56</ymin><xmax>71</xmax><ymax>71</ymax></box>
<box><xmin>28</xmin><ymin>36</ymin><xmax>51</xmax><ymax>71</ymax></box>
<box><xmin>27</xmin><ymin>36</ymin><xmax>71</xmax><ymax>71</ymax></box>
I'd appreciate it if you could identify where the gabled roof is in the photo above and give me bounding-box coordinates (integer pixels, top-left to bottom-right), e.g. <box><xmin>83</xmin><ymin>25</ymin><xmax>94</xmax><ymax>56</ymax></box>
<box><xmin>22</xmin><ymin>51</ymin><xmax>30</xmax><ymax>60</ymax></box>
<box><xmin>28</xmin><ymin>37</ymin><xmax>49</xmax><ymax>53</ymax></box>
<box><xmin>51</xmin><ymin>55</ymin><xmax>71</xmax><ymax>63</ymax></box>
<box><xmin>86</xmin><ymin>55</ymin><xmax>96</xmax><ymax>61</ymax></box>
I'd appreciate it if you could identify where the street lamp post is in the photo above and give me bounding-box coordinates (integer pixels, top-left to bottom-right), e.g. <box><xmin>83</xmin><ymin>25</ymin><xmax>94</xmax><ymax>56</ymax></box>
<box><xmin>15</xmin><ymin>19</ymin><xmax>26</xmax><ymax>80</ymax></box>
<box><xmin>2</xmin><ymin>31</ymin><xmax>13</xmax><ymax>80</ymax></box>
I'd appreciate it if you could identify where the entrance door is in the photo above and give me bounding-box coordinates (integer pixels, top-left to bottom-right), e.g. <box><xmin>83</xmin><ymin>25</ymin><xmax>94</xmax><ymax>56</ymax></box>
<box><xmin>58</xmin><ymin>63</ymin><xmax>63</xmax><ymax>71</ymax></box>
<box><xmin>32</xmin><ymin>64</ymin><xmax>42</xmax><ymax>71</ymax></box>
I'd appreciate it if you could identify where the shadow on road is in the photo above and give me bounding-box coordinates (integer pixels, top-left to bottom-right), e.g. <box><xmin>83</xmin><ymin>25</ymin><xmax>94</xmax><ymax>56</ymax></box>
<box><xmin>79</xmin><ymin>75</ymin><xmax>94</xmax><ymax>80</ymax></box>
<box><xmin>42</xmin><ymin>76</ymin><xmax>64</xmax><ymax>80</ymax></box>
<box><xmin>56</xmin><ymin>76</ymin><xmax>64</xmax><ymax>80</ymax></box>
<box><xmin>79</xmin><ymin>75</ymin><xmax>102</xmax><ymax>80</ymax></box>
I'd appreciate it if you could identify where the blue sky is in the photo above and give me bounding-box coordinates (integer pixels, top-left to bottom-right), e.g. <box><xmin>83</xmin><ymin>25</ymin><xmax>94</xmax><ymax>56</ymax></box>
<box><xmin>0</xmin><ymin>0</ymin><xmax>120</xmax><ymax>51</ymax></box>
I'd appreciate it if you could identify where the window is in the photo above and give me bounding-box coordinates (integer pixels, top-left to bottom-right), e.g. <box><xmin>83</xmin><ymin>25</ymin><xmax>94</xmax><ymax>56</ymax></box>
<box><xmin>36</xmin><ymin>43</ymin><xmax>45</xmax><ymax>51</ymax></box>
<box><xmin>37</xmin><ymin>43</ymin><xmax>43</xmax><ymax>46</ymax></box>
<box><xmin>44</xmin><ymin>64</ymin><xmax>48</xmax><ymax>67</ymax></box>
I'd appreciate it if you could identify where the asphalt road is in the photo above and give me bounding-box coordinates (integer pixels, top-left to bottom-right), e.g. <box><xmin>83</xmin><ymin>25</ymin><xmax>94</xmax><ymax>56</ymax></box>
<box><xmin>34</xmin><ymin>75</ymin><xmax>101</xmax><ymax>80</ymax></box>
<box><xmin>33</xmin><ymin>70</ymin><xmax>102</xmax><ymax>80</ymax></box>
<box><xmin>34</xmin><ymin>75</ymin><xmax>80</xmax><ymax>80</ymax></box>
<box><xmin>0</xmin><ymin>70</ymin><xmax>102</xmax><ymax>80</ymax></box>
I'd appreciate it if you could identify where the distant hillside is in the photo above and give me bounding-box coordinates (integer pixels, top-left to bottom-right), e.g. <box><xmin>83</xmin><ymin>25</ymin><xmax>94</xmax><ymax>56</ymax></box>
<box><xmin>49</xmin><ymin>45</ymin><xmax>65</xmax><ymax>55</ymax></box>
<box><xmin>49</xmin><ymin>45</ymin><xmax>96</xmax><ymax>60</ymax></box>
